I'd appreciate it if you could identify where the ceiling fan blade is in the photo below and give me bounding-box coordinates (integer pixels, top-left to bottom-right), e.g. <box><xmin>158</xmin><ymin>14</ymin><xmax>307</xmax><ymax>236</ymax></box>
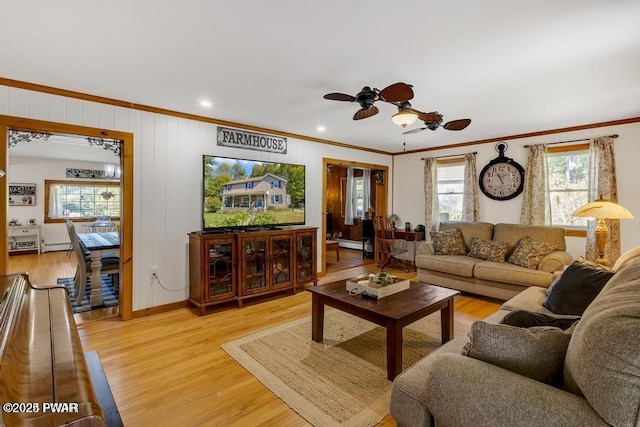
<box><xmin>444</xmin><ymin>119</ymin><xmax>472</xmax><ymax>131</ymax></box>
<box><xmin>323</xmin><ymin>92</ymin><xmax>356</xmax><ymax>102</ymax></box>
<box><xmin>402</xmin><ymin>127</ymin><xmax>427</xmax><ymax>135</ymax></box>
<box><xmin>353</xmin><ymin>105</ymin><xmax>379</xmax><ymax>120</ymax></box>
<box><xmin>378</xmin><ymin>83</ymin><xmax>414</xmax><ymax>103</ymax></box>
<box><xmin>417</xmin><ymin>112</ymin><xmax>442</xmax><ymax>123</ymax></box>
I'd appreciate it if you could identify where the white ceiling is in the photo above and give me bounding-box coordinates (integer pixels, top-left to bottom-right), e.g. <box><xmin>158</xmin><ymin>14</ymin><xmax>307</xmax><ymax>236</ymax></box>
<box><xmin>1</xmin><ymin>1</ymin><xmax>639</xmax><ymax>155</ymax></box>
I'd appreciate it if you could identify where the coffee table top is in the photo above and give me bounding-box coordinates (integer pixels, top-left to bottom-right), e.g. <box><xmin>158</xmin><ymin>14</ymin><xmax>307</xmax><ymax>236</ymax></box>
<box><xmin>307</xmin><ymin>280</ymin><xmax>459</xmax><ymax>321</ymax></box>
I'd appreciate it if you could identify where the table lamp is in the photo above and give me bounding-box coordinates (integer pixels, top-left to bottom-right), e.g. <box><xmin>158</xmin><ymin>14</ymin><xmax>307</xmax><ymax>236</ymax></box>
<box><xmin>572</xmin><ymin>197</ymin><xmax>634</xmax><ymax>266</ymax></box>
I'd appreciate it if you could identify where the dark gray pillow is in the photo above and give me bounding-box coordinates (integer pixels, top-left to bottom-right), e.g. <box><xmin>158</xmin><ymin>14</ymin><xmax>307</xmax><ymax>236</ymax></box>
<box><xmin>500</xmin><ymin>310</ymin><xmax>578</xmax><ymax>330</ymax></box>
<box><xmin>462</xmin><ymin>321</ymin><xmax>573</xmax><ymax>385</ymax></box>
<box><xmin>543</xmin><ymin>259</ymin><xmax>614</xmax><ymax>316</ymax></box>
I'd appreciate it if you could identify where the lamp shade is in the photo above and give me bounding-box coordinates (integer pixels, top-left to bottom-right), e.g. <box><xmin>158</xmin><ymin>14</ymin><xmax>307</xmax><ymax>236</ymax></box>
<box><xmin>0</xmin><ymin>169</ymin><xmax>5</xmax><ymax>178</ymax></box>
<box><xmin>391</xmin><ymin>109</ymin><xmax>418</xmax><ymax>128</ymax></box>
<box><xmin>572</xmin><ymin>198</ymin><xmax>634</xmax><ymax>219</ymax></box>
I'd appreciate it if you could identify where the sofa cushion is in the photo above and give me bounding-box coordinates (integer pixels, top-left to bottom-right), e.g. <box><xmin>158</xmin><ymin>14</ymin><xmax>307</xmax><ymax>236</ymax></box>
<box><xmin>563</xmin><ymin>262</ymin><xmax>640</xmax><ymax>427</ymax></box>
<box><xmin>500</xmin><ymin>286</ymin><xmax>582</xmax><ymax>320</ymax></box>
<box><xmin>462</xmin><ymin>321</ymin><xmax>573</xmax><ymax>385</ymax></box>
<box><xmin>493</xmin><ymin>223</ymin><xmax>567</xmax><ymax>254</ymax></box>
<box><xmin>474</xmin><ymin>260</ymin><xmax>553</xmax><ymax>287</ymax></box>
<box><xmin>416</xmin><ymin>255</ymin><xmax>478</xmax><ymax>278</ymax></box>
<box><xmin>543</xmin><ymin>258</ymin><xmax>614</xmax><ymax>316</ymax></box>
<box><xmin>439</xmin><ymin>221</ymin><xmax>494</xmax><ymax>251</ymax></box>
<box><xmin>467</xmin><ymin>237</ymin><xmax>508</xmax><ymax>262</ymax></box>
<box><xmin>429</xmin><ymin>228</ymin><xmax>467</xmax><ymax>255</ymax></box>
<box><xmin>508</xmin><ymin>236</ymin><xmax>556</xmax><ymax>269</ymax></box>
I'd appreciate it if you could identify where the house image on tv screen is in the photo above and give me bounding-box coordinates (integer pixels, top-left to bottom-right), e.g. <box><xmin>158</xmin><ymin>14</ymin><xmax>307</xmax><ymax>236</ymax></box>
<box><xmin>221</xmin><ymin>173</ymin><xmax>291</xmax><ymax>210</ymax></box>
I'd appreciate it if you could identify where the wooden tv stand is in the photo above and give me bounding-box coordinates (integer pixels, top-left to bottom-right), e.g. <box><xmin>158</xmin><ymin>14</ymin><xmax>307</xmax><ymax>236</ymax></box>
<box><xmin>188</xmin><ymin>226</ymin><xmax>317</xmax><ymax>315</ymax></box>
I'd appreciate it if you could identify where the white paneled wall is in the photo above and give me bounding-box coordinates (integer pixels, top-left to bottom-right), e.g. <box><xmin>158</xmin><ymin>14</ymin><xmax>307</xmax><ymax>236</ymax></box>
<box><xmin>0</xmin><ymin>85</ymin><xmax>393</xmax><ymax>310</ymax></box>
<box><xmin>393</xmin><ymin>122</ymin><xmax>640</xmax><ymax>258</ymax></box>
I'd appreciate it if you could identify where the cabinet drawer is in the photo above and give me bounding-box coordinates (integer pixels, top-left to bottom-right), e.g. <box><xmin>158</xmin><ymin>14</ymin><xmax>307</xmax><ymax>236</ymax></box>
<box><xmin>9</xmin><ymin>227</ymin><xmax>39</xmax><ymax>237</ymax></box>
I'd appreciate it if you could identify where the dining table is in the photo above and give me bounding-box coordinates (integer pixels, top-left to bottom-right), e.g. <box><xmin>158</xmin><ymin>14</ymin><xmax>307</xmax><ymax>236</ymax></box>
<box><xmin>76</xmin><ymin>231</ymin><xmax>120</xmax><ymax>307</ymax></box>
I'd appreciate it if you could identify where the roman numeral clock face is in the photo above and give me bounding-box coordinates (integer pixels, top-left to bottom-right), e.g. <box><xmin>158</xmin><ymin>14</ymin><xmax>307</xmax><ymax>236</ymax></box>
<box><xmin>479</xmin><ymin>159</ymin><xmax>525</xmax><ymax>201</ymax></box>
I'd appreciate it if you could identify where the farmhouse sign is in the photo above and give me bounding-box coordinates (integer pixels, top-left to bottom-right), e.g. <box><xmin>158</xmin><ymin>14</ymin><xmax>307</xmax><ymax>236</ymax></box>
<box><xmin>217</xmin><ymin>127</ymin><xmax>287</xmax><ymax>154</ymax></box>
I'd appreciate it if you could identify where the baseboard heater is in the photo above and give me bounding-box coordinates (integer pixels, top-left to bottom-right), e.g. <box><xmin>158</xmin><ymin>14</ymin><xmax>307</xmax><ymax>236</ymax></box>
<box><xmin>43</xmin><ymin>242</ymin><xmax>71</xmax><ymax>252</ymax></box>
<box><xmin>338</xmin><ymin>240</ymin><xmax>362</xmax><ymax>250</ymax></box>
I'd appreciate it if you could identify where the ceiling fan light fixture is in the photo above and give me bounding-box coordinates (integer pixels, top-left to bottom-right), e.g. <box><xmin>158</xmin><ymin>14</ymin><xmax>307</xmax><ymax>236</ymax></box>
<box><xmin>391</xmin><ymin>109</ymin><xmax>418</xmax><ymax>128</ymax></box>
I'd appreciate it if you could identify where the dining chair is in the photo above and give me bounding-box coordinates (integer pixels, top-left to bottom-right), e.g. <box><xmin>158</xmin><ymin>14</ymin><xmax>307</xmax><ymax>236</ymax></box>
<box><xmin>373</xmin><ymin>215</ymin><xmax>411</xmax><ymax>272</ymax></box>
<box><xmin>86</xmin><ymin>216</ymin><xmax>116</xmax><ymax>232</ymax></box>
<box><xmin>65</xmin><ymin>220</ymin><xmax>120</xmax><ymax>304</ymax></box>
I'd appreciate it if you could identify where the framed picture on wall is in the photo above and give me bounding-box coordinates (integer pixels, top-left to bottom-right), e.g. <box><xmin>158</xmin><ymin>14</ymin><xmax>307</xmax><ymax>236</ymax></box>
<box><xmin>9</xmin><ymin>183</ymin><xmax>36</xmax><ymax>206</ymax></box>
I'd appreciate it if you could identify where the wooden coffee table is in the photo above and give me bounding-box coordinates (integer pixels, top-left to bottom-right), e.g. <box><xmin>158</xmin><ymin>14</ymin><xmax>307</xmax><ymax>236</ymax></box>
<box><xmin>307</xmin><ymin>280</ymin><xmax>459</xmax><ymax>380</ymax></box>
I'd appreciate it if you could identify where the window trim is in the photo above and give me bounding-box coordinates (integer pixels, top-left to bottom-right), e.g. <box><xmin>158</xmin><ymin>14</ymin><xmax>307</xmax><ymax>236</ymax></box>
<box><xmin>44</xmin><ymin>179</ymin><xmax>121</xmax><ymax>224</ymax></box>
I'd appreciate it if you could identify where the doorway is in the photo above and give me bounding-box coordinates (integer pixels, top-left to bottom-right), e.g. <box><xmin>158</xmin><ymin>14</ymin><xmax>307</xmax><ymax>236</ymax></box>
<box><xmin>0</xmin><ymin>115</ymin><xmax>134</xmax><ymax>320</ymax></box>
<box><xmin>321</xmin><ymin>157</ymin><xmax>388</xmax><ymax>276</ymax></box>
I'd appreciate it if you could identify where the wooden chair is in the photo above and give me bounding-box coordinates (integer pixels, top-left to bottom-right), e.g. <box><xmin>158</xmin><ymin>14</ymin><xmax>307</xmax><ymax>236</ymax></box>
<box><xmin>66</xmin><ymin>220</ymin><xmax>120</xmax><ymax>305</ymax></box>
<box><xmin>373</xmin><ymin>216</ymin><xmax>411</xmax><ymax>272</ymax></box>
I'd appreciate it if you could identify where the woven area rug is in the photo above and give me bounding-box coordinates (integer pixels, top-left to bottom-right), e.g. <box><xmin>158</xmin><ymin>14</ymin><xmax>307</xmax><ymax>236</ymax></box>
<box><xmin>57</xmin><ymin>275</ymin><xmax>118</xmax><ymax>314</ymax></box>
<box><xmin>222</xmin><ymin>309</ymin><xmax>472</xmax><ymax>427</ymax></box>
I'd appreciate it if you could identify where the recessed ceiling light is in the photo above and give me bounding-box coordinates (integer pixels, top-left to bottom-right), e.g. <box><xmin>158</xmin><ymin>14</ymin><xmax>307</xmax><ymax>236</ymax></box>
<box><xmin>317</xmin><ymin>126</ymin><xmax>326</xmax><ymax>132</ymax></box>
<box><xmin>199</xmin><ymin>100</ymin><xmax>212</xmax><ymax>108</ymax></box>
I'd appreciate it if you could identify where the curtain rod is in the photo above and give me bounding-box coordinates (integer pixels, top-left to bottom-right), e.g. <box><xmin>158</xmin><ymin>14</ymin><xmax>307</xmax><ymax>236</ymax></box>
<box><xmin>421</xmin><ymin>151</ymin><xmax>477</xmax><ymax>161</ymax></box>
<box><xmin>523</xmin><ymin>134</ymin><xmax>618</xmax><ymax>148</ymax></box>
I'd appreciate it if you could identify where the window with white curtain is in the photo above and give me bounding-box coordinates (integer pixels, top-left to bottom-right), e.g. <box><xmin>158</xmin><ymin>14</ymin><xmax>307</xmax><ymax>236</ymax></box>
<box><xmin>437</xmin><ymin>162</ymin><xmax>464</xmax><ymax>221</ymax></box>
<box><xmin>547</xmin><ymin>146</ymin><xmax>589</xmax><ymax>228</ymax></box>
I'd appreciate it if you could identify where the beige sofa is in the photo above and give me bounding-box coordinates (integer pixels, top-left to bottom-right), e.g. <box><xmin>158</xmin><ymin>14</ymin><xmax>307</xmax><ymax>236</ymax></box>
<box><xmin>390</xmin><ymin>250</ymin><xmax>640</xmax><ymax>427</ymax></box>
<box><xmin>416</xmin><ymin>221</ymin><xmax>573</xmax><ymax>300</ymax></box>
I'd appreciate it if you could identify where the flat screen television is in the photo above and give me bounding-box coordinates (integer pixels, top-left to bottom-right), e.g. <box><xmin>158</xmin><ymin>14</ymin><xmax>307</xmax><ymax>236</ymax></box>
<box><xmin>202</xmin><ymin>155</ymin><xmax>306</xmax><ymax>231</ymax></box>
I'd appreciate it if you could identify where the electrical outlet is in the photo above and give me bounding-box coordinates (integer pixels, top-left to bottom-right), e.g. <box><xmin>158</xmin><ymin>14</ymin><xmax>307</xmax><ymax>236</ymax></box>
<box><xmin>150</xmin><ymin>266</ymin><xmax>158</xmax><ymax>280</ymax></box>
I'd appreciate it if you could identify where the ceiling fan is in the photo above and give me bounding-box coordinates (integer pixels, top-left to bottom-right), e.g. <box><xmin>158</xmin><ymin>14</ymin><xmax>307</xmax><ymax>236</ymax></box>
<box><xmin>323</xmin><ymin>82</ymin><xmax>414</xmax><ymax>120</ymax></box>
<box><xmin>402</xmin><ymin>111</ymin><xmax>471</xmax><ymax>134</ymax></box>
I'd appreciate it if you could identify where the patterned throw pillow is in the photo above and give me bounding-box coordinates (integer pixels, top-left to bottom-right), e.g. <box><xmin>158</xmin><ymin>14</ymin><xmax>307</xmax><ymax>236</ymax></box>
<box><xmin>429</xmin><ymin>228</ymin><xmax>467</xmax><ymax>255</ymax></box>
<box><xmin>467</xmin><ymin>237</ymin><xmax>509</xmax><ymax>262</ymax></box>
<box><xmin>508</xmin><ymin>236</ymin><xmax>556</xmax><ymax>269</ymax></box>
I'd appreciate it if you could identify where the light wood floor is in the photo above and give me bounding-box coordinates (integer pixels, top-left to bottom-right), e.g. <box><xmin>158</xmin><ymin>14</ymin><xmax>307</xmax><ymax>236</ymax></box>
<box><xmin>8</xmin><ymin>251</ymin><xmax>502</xmax><ymax>426</ymax></box>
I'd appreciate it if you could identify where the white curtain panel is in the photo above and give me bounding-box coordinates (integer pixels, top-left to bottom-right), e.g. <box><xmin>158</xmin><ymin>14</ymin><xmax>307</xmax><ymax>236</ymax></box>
<box><xmin>362</xmin><ymin>168</ymin><xmax>371</xmax><ymax>214</ymax></box>
<box><xmin>344</xmin><ymin>167</ymin><xmax>355</xmax><ymax>225</ymax></box>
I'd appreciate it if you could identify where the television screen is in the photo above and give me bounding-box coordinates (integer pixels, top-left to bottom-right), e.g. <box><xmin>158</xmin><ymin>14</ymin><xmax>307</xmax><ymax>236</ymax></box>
<box><xmin>202</xmin><ymin>155</ymin><xmax>306</xmax><ymax>230</ymax></box>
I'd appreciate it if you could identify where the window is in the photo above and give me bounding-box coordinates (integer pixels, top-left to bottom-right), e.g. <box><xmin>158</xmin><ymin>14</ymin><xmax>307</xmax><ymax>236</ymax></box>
<box><xmin>45</xmin><ymin>180</ymin><xmax>120</xmax><ymax>223</ymax></box>
<box><xmin>245</xmin><ymin>182</ymin><xmax>254</xmax><ymax>189</ymax></box>
<box><xmin>437</xmin><ymin>161</ymin><xmax>464</xmax><ymax>221</ymax></box>
<box><xmin>271</xmin><ymin>194</ymin><xmax>283</xmax><ymax>204</ymax></box>
<box><xmin>547</xmin><ymin>145</ymin><xmax>589</xmax><ymax>228</ymax></box>
<box><xmin>271</xmin><ymin>180</ymin><xmax>282</xmax><ymax>188</ymax></box>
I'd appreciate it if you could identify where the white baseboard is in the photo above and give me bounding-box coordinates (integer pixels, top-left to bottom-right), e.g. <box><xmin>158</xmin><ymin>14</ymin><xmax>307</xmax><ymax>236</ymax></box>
<box><xmin>338</xmin><ymin>239</ymin><xmax>362</xmax><ymax>250</ymax></box>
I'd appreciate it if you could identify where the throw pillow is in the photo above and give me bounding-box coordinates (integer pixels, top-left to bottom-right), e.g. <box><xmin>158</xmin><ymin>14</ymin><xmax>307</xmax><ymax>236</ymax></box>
<box><xmin>543</xmin><ymin>258</ymin><xmax>615</xmax><ymax>316</ymax></box>
<box><xmin>467</xmin><ymin>237</ymin><xmax>509</xmax><ymax>262</ymax></box>
<box><xmin>429</xmin><ymin>228</ymin><xmax>466</xmax><ymax>255</ymax></box>
<box><xmin>462</xmin><ymin>321</ymin><xmax>573</xmax><ymax>385</ymax></box>
<box><xmin>508</xmin><ymin>236</ymin><xmax>556</xmax><ymax>269</ymax></box>
<box><xmin>500</xmin><ymin>310</ymin><xmax>578</xmax><ymax>330</ymax></box>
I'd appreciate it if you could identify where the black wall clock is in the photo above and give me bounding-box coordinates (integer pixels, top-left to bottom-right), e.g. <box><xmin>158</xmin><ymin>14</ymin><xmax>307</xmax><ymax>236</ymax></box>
<box><xmin>479</xmin><ymin>142</ymin><xmax>525</xmax><ymax>200</ymax></box>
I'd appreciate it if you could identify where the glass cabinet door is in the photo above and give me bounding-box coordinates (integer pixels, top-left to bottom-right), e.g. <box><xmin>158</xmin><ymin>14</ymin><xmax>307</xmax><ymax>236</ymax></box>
<box><xmin>241</xmin><ymin>237</ymin><xmax>268</xmax><ymax>294</ymax></box>
<box><xmin>206</xmin><ymin>240</ymin><xmax>235</xmax><ymax>302</ymax></box>
<box><xmin>296</xmin><ymin>232</ymin><xmax>315</xmax><ymax>283</ymax></box>
<box><xmin>270</xmin><ymin>234</ymin><xmax>293</xmax><ymax>289</ymax></box>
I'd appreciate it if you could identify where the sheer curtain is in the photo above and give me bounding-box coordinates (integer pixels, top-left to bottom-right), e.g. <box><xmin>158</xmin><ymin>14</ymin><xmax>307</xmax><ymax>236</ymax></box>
<box><xmin>49</xmin><ymin>184</ymin><xmax>63</xmax><ymax>217</ymax></box>
<box><xmin>520</xmin><ymin>144</ymin><xmax>551</xmax><ymax>225</ymax></box>
<box><xmin>362</xmin><ymin>168</ymin><xmax>371</xmax><ymax>216</ymax></box>
<box><xmin>586</xmin><ymin>136</ymin><xmax>620</xmax><ymax>264</ymax></box>
<box><xmin>344</xmin><ymin>167</ymin><xmax>355</xmax><ymax>225</ymax></box>
<box><xmin>423</xmin><ymin>158</ymin><xmax>439</xmax><ymax>233</ymax></box>
<box><xmin>462</xmin><ymin>153</ymin><xmax>480</xmax><ymax>221</ymax></box>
